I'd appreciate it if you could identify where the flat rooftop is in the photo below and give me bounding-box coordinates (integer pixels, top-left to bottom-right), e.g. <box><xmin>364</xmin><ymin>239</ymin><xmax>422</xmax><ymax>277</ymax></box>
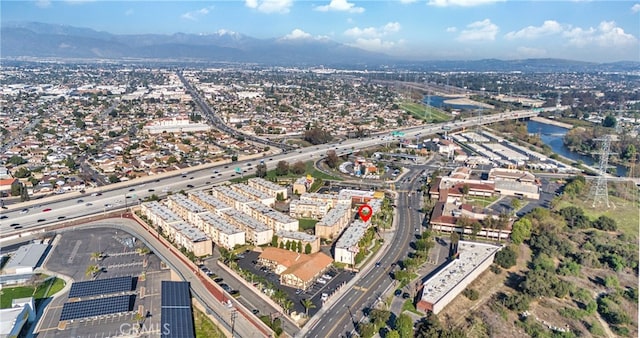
<box><xmin>3</xmin><ymin>243</ymin><xmax>49</xmax><ymax>272</ymax></box>
<box><xmin>419</xmin><ymin>241</ymin><xmax>501</xmax><ymax>306</ymax></box>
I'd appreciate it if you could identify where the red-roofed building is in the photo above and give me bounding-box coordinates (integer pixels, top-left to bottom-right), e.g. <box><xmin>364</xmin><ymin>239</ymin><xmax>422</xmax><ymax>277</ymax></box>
<box><xmin>258</xmin><ymin>247</ymin><xmax>333</xmax><ymax>289</ymax></box>
<box><xmin>0</xmin><ymin>178</ymin><xmax>19</xmax><ymax>197</ymax></box>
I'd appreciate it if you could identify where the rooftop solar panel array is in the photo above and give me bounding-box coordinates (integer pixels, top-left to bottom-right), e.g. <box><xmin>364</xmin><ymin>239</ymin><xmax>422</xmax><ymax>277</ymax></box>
<box><xmin>161</xmin><ymin>281</ymin><xmax>195</xmax><ymax>338</ymax></box>
<box><xmin>68</xmin><ymin>276</ymin><xmax>133</xmax><ymax>298</ymax></box>
<box><xmin>60</xmin><ymin>295</ymin><xmax>133</xmax><ymax>321</ymax></box>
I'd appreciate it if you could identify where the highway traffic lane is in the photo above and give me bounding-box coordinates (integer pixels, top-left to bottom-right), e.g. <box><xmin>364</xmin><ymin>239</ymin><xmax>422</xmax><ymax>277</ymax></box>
<box><xmin>306</xmin><ymin>169</ymin><xmax>424</xmax><ymax>337</ymax></box>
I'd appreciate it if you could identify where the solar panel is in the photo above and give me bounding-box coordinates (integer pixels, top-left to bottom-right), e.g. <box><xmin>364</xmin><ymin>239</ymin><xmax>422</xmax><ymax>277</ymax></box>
<box><xmin>161</xmin><ymin>281</ymin><xmax>194</xmax><ymax>338</ymax></box>
<box><xmin>69</xmin><ymin>276</ymin><xmax>133</xmax><ymax>298</ymax></box>
<box><xmin>161</xmin><ymin>281</ymin><xmax>191</xmax><ymax>307</ymax></box>
<box><xmin>161</xmin><ymin>307</ymin><xmax>195</xmax><ymax>338</ymax></box>
<box><xmin>60</xmin><ymin>295</ymin><xmax>133</xmax><ymax>321</ymax></box>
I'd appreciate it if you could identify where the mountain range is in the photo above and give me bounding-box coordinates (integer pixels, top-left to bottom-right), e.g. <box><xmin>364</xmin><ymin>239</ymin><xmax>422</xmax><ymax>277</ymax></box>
<box><xmin>2</xmin><ymin>22</ymin><xmax>639</xmax><ymax>72</ymax></box>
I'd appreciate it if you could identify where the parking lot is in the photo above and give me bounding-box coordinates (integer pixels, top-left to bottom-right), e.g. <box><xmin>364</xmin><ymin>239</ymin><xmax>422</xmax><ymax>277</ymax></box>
<box><xmin>235</xmin><ymin>251</ymin><xmax>353</xmax><ymax>316</ymax></box>
<box><xmin>36</xmin><ymin>226</ymin><xmax>169</xmax><ymax>338</ymax></box>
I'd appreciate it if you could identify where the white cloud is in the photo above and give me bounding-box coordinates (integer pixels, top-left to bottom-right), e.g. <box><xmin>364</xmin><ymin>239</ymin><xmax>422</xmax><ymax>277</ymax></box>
<box><xmin>564</xmin><ymin>21</ymin><xmax>637</xmax><ymax>47</ymax></box>
<box><xmin>631</xmin><ymin>3</ymin><xmax>640</xmax><ymax>13</ymax></box>
<box><xmin>35</xmin><ymin>0</ymin><xmax>51</xmax><ymax>8</ymax></box>
<box><xmin>515</xmin><ymin>46</ymin><xmax>548</xmax><ymax>58</ymax></box>
<box><xmin>457</xmin><ymin>19</ymin><xmax>498</xmax><ymax>42</ymax></box>
<box><xmin>344</xmin><ymin>22</ymin><xmax>401</xmax><ymax>38</ymax></box>
<box><xmin>245</xmin><ymin>0</ymin><xmax>293</xmax><ymax>14</ymax></box>
<box><xmin>399</xmin><ymin>0</ymin><xmax>418</xmax><ymax>3</ymax></box>
<box><xmin>124</xmin><ymin>9</ymin><xmax>134</xmax><ymax>16</ymax></box>
<box><xmin>505</xmin><ymin>20</ymin><xmax>563</xmax><ymax>40</ymax></box>
<box><xmin>315</xmin><ymin>0</ymin><xmax>365</xmax><ymax>13</ymax></box>
<box><xmin>282</xmin><ymin>29</ymin><xmax>312</xmax><ymax>40</ymax></box>
<box><xmin>181</xmin><ymin>7</ymin><xmax>213</xmax><ymax>21</ymax></box>
<box><xmin>446</xmin><ymin>26</ymin><xmax>457</xmax><ymax>33</ymax></box>
<box><xmin>427</xmin><ymin>0</ymin><xmax>502</xmax><ymax>7</ymax></box>
<box><xmin>349</xmin><ymin>38</ymin><xmax>402</xmax><ymax>52</ymax></box>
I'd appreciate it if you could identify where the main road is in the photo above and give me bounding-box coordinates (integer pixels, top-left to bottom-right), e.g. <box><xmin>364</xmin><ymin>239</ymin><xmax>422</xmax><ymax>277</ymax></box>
<box><xmin>0</xmin><ymin>108</ymin><xmax>539</xmax><ymax>238</ymax></box>
<box><xmin>302</xmin><ymin>166</ymin><xmax>428</xmax><ymax>337</ymax></box>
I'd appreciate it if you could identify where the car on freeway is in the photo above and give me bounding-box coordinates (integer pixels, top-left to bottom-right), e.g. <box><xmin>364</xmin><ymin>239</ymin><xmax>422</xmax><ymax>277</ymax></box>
<box><xmin>375</xmin><ymin>261</ymin><xmax>381</xmax><ymax>267</ymax></box>
<box><xmin>105</xmin><ymin>204</ymin><xmax>113</xmax><ymax>208</ymax></box>
<box><xmin>394</xmin><ymin>289</ymin><xmax>402</xmax><ymax>297</ymax></box>
<box><xmin>37</xmin><ymin>219</ymin><xmax>46</xmax><ymax>222</ymax></box>
<box><xmin>20</xmin><ymin>209</ymin><xmax>29</xmax><ymax>214</ymax></box>
<box><xmin>186</xmin><ymin>184</ymin><xmax>194</xmax><ymax>188</ymax></box>
<box><xmin>251</xmin><ymin>309</ymin><xmax>260</xmax><ymax>315</ymax></box>
<box><xmin>57</xmin><ymin>216</ymin><xmax>66</xmax><ymax>220</ymax></box>
<box><xmin>42</xmin><ymin>208</ymin><xmax>52</xmax><ymax>212</ymax></box>
<box><xmin>0</xmin><ymin>215</ymin><xmax>7</xmax><ymax>220</ymax></box>
<box><xmin>77</xmin><ymin>199</ymin><xmax>84</xmax><ymax>203</ymax></box>
<box><xmin>129</xmin><ymin>188</ymin><xmax>135</xmax><ymax>192</ymax></box>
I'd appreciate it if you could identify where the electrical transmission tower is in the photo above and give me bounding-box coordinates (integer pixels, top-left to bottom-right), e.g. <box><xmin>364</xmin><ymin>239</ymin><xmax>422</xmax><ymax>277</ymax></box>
<box><xmin>587</xmin><ymin>135</ymin><xmax>615</xmax><ymax>208</ymax></box>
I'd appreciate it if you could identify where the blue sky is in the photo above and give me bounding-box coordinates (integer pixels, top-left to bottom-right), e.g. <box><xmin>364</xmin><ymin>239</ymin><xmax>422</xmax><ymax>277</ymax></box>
<box><xmin>3</xmin><ymin>0</ymin><xmax>640</xmax><ymax>62</ymax></box>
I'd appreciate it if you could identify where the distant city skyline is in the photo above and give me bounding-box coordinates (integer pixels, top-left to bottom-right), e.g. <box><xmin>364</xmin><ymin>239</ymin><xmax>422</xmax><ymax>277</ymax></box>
<box><xmin>3</xmin><ymin>0</ymin><xmax>639</xmax><ymax>62</ymax></box>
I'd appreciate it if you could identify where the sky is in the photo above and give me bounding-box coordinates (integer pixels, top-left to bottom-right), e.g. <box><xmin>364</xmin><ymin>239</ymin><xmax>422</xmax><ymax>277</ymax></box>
<box><xmin>2</xmin><ymin>0</ymin><xmax>640</xmax><ymax>62</ymax></box>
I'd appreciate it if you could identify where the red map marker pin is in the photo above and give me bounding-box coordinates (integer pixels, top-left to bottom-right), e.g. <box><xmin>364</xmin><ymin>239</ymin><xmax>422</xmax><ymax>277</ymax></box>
<box><xmin>358</xmin><ymin>204</ymin><xmax>373</xmax><ymax>222</ymax></box>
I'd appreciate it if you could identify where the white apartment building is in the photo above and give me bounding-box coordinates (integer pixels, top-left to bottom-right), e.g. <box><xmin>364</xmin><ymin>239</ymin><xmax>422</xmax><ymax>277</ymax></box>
<box><xmin>248</xmin><ymin>177</ymin><xmax>288</xmax><ymax>200</ymax></box>
<box><xmin>230</xmin><ymin>183</ymin><xmax>275</xmax><ymax>206</ymax></box>
<box><xmin>275</xmin><ymin>230</ymin><xmax>320</xmax><ymax>254</ymax></box>
<box><xmin>219</xmin><ymin>209</ymin><xmax>273</xmax><ymax>245</ymax></box>
<box><xmin>194</xmin><ymin>213</ymin><xmax>245</xmax><ymax>250</ymax></box>
<box><xmin>300</xmin><ymin>192</ymin><xmax>351</xmax><ymax>209</ymax></box>
<box><xmin>166</xmin><ymin>193</ymin><xmax>208</xmax><ymax>224</ymax></box>
<box><xmin>189</xmin><ymin>191</ymin><xmax>233</xmax><ymax>213</ymax></box>
<box><xmin>334</xmin><ymin>220</ymin><xmax>368</xmax><ymax>265</ymax></box>
<box><xmin>244</xmin><ymin>202</ymin><xmax>299</xmax><ymax>232</ymax></box>
<box><xmin>315</xmin><ymin>204</ymin><xmax>353</xmax><ymax>240</ymax></box>
<box><xmin>289</xmin><ymin>199</ymin><xmax>330</xmax><ymax>220</ymax></box>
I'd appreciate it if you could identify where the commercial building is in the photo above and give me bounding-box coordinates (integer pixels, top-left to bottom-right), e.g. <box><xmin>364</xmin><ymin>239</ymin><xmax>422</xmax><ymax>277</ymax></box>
<box><xmin>0</xmin><ymin>297</ymin><xmax>35</xmax><ymax>338</ymax></box>
<box><xmin>258</xmin><ymin>247</ymin><xmax>333</xmax><ymax>290</ymax></box>
<box><xmin>2</xmin><ymin>242</ymin><xmax>49</xmax><ymax>275</ymax></box>
<box><xmin>334</xmin><ymin>220</ymin><xmax>368</xmax><ymax>265</ymax></box>
<box><xmin>143</xmin><ymin>116</ymin><xmax>211</xmax><ymax>134</ymax></box>
<box><xmin>416</xmin><ymin>241</ymin><xmax>501</xmax><ymax>314</ymax></box>
<box><xmin>275</xmin><ymin>230</ymin><xmax>320</xmax><ymax>254</ymax></box>
<box><xmin>194</xmin><ymin>213</ymin><xmax>245</xmax><ymax>250</ymax></box>
<box><xmin>289</xmin><ymin>199</ymin><xmax>330</xmax><ymax>220</ymax></box>
<box><xmin>248</xmin><ymin>177</ymin><xmax>288</xmax><ymax>200</ymax></box>
<box><xmin>315</xmin><ymin>204</ymin><xmax>353</xmax><ymax>240</ymax></box>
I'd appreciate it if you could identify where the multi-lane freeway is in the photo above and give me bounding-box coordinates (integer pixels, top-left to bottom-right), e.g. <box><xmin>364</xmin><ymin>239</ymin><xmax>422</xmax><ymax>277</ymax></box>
<box><xmin>0</xmin><ymin>108</ymin><xmax>540</xmax><ymax>239</ymax></box>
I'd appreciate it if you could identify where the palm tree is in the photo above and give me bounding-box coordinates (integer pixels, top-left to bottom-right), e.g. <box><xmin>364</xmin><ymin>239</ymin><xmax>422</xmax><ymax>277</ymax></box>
<box><xmin>85</xmin><ymin>264</ymin><xmax>100</xmax><ymax>277</ymax></box>
<box><xmin>90</xmin><ymin>252</ymin><xmax>102</xmax><ymax>262</ymax></box>
<box><xmin>281</xmin><ymin>299</ymin><xmax>294</xmax><ymax>315</ymax></box>
<box><xmin>273</xmin><ymin>289</ymin><xmax>287</xmax><ymax>306</ymax></box>
<box><xmin>301</xmin><ymin>298</ymin><xmax>316</xmax><ymax>317</ymax></box>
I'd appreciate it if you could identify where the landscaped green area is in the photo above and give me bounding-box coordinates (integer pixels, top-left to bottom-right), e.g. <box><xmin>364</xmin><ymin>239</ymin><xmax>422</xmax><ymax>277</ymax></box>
<box><xmin>399</xmin><ymin>101</ymin><xmax>451</xmax><ymax>123</ymax></box>
<box><xmin>0</xmin><ymin>276</ymin><xmax>66</xmax><ymax>308</ymax></box>
<box><xmin>193</xmin><ymin>307</ymin><xmax>226</xmax><ymax>338</ymax></box>
<box><xmin>231</xmin><ymin>160</ymin><xmax>342</xmax><ymax>184</ymax></box>
<box><xmin>298</xmin><ymin>218</ymin><xmax>318</xmax><ymax>231</ymax></box>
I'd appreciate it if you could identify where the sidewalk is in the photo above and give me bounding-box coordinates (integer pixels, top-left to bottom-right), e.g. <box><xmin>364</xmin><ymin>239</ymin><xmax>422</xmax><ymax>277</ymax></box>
<box><xmin>295</xmin><ymin>193</ymin><xmax>399</xmax><ymax>338</ymax></box>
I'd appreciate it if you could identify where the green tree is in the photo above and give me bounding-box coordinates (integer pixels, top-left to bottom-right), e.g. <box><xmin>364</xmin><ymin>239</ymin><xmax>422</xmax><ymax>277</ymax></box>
<box><xmin>291</xmin><ymin>161</ymin><xmax>306</xmax><ymax>175</ymax></box>
<box><xmin>325</xmin><ymin>150</ymin><xmax>340</xmax><ymax>169</ymax></box>
<box><xmin>510</xmin><ymin>218</ymin><xmax>532</xmax><ymax>244</ymax></box>
<box><xmin>386</xmin><ymin>330</ymin><xmax>400</xmax><ymax>338</ymax></box>
<box><xmin>395</xmin><ymin>313</ymin><xmax>413</xmax><ymax>338</ymax></box>
<box><xmin>271</xmin><ymin>235</ymin><xmax>279</xmax><ymax>247</ymax></box>
<box><xmin>370</xmin><ymin>309</ymin><xmax>391</xmax><ymax>328</ymax></box>
<box><xmin>301</xmin><ymin>298</ymin><xmax>315</xmax><ymax>317</ymax></box>
<box><xmin>304</xmin><ymin>243</ymin><xmax>312</xmax><ymax>254</ymax></box>
<box><xmin>255</xmin><ymin>162</ymin><xmax>268</xmax><ymax>178</ymax></box>
<box><xmin>593</xmin><ymin>215</ymin><xmax>617</xmax><ymax>231</ymax></box>
<box><xmin>275</xmin><ymin>161</ymin><xmax>289</xmax><ymax>176</ymax></box>
<box><xmin>623</xmin><ymin>144</ymin><xmax>637</xmax><ymax>161</ymax></box>
<box><xmin>494</xmin><ymin>246</ymin><xmax>517</xmax><ymax>269</ymax></box>
<box><xmin>602</xmin><ymin>115</ymin><xmax>617</xmax><ymax>128</ymax></box>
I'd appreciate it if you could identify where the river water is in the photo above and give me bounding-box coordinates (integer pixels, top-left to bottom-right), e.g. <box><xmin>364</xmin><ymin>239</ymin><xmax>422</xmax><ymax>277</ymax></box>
<box><xmin>526</xmin><ymin>120</ymin><xmax>627</xmax><ymax>177</ymax></box>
